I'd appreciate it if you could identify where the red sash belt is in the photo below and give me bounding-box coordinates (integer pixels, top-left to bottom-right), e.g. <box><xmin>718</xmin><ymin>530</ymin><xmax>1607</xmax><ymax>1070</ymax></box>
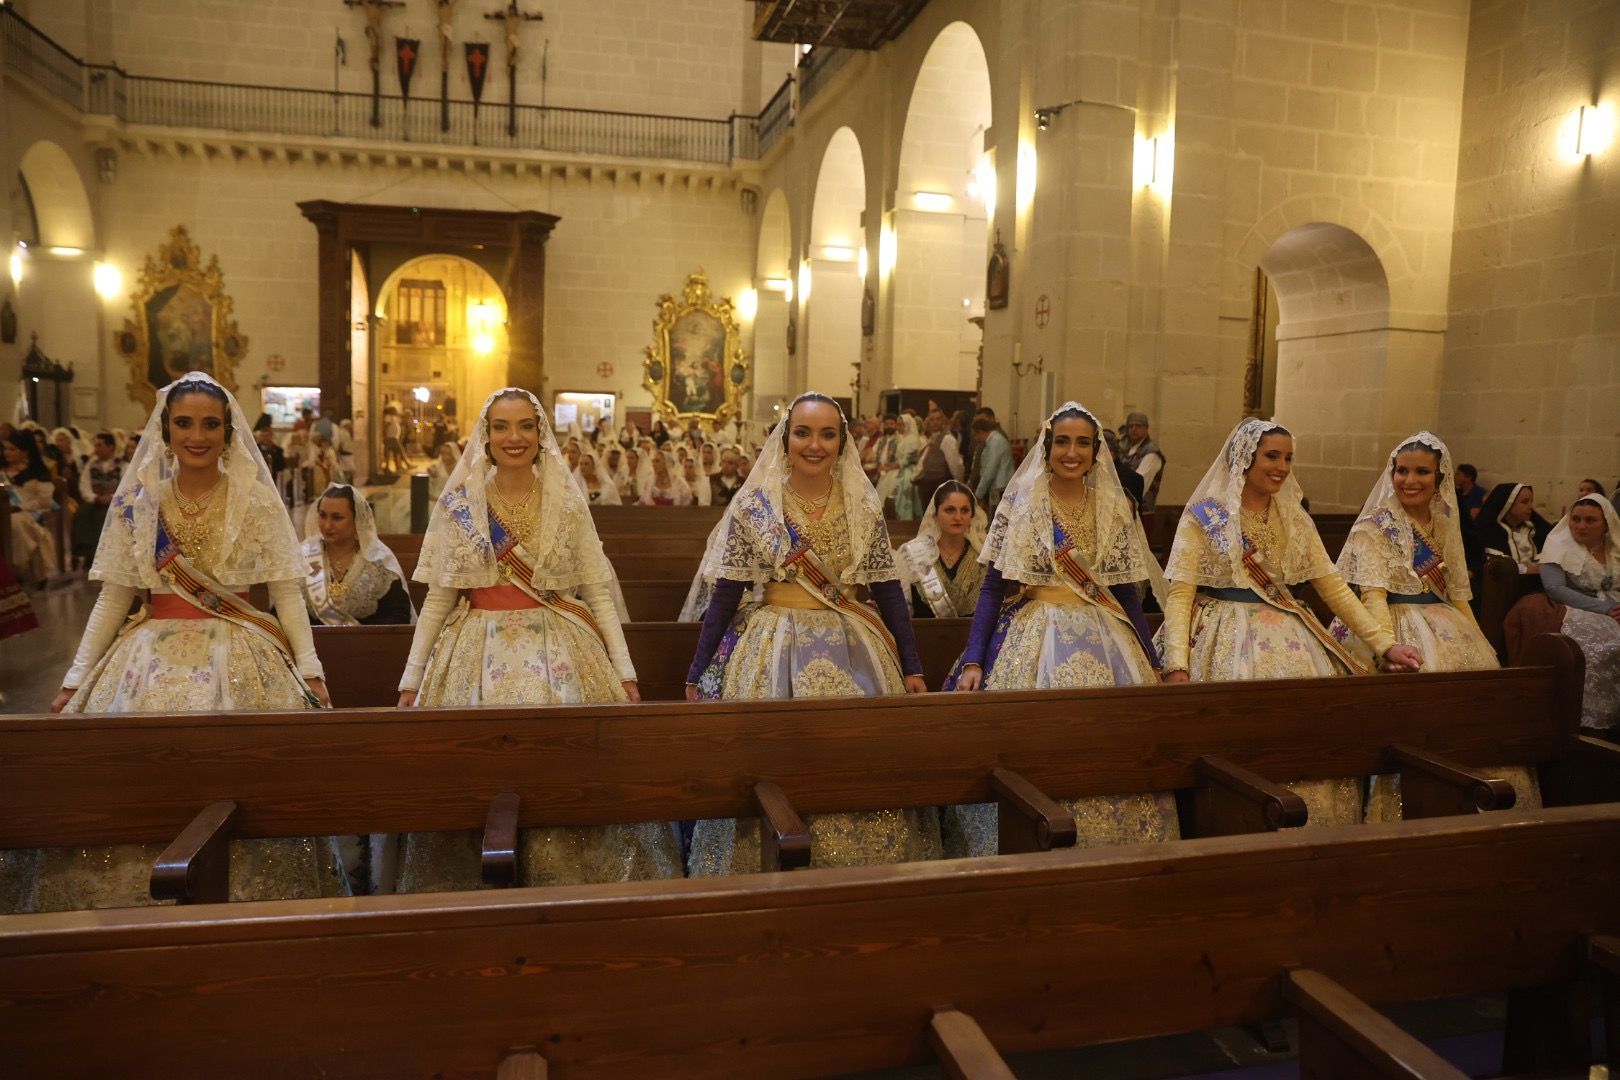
<box><xmin>468</xmin><ymin>584</ymin><xmax>541</xmax><ymax>611</ymax></box>
<box><xmin>151</xmin><ymin>592</ymin><xmax>250</xmax><ymax>619</ymax></box>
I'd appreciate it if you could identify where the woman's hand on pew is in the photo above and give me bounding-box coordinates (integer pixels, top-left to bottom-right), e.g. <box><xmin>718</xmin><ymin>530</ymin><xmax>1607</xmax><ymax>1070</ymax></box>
<box><xmin>684</xmin><ymin>682</ymin><xmax>701</xmax><ymax>702</ymax></box>
<box><xmin>1380</xmin><ymin>644</ymin><xmax>1423</xmax><ymax>673</ymax></box>
<box><xmin>305</xmin><ymin>678</ymin><xmax>332</xmax><ymax>708</ymax></box>
<box><xmin>903</xmin><ymin>675</ymin><xmax>929</xmax><ymax>695</ymax></box>
<box><xmin>49</xmin><ymin>688</ymin><xmax>74</xmax><ymax>713</ymax></box>
<box><xmin>954</xmin><ymin>665</ymin><xmax>982</xmax><ymax>691</ymax></box>
<box><xmin>397</xmin><ymin>690</ymin><xmax>418</xmax><ymax>708</ymax></box>
<box><xmin>622</xmin><ymin>680</ymin><xmax>642</xmax><ymax>703</ymax></box>
<box><xmin>1162</xmin><ymin>670</ymin><xmax>1190</xmax><ymax>684</ymax></box>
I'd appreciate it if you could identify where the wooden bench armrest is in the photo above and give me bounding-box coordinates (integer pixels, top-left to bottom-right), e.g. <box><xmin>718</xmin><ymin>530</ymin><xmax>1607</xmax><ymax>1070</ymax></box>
<box><xmin>1191</xmin><ymin>756</ymin><xmax>1307</xmax><ymax>836</ymax></box>
<box><xmin>481</xmin><ymin>792</ymin><xmax>521</xmax><ymax>887</ymax></box>
<box><xmin>1542</xmin><ymin>735</ymin><xmax>1620</xmax><ymax>808</ymax></box>
<box><xmin>1595</xmin><ymin>936</ymin><xmax>1620</xmax><ymax>1073</ymax></box>
<box><xmin>1387</xmin><ymin>744</ymin><xmax>1516</xmax><ymax>818</ymax></box>
<box><xmin>754</xmin><ymin>780</ymin><xmax>811</xmax><ymax>873</ymax></box>
<box><xmin>150</xmin><ymin>800</ymin><xmax>239</xmax><ymax>905</ymax></box>
<box><xmin>929</xmin><ymin>1008</ymin><xmax>1016</xmax><ymax>1080</ymax></box>
<box><xmin>1286</xmin><ymin>969</ymin><xmax>1468</xmax><ymax>1079</ymax></box>
<box><xmin>497</xmin><ymin>1048</ymin><xmax>548</xmax><ymax>1079</ymax></box>
<box><xmin>990</xmin><ymin>767</ymin><xmax>1076</xmax><ymax>854</ymax></box>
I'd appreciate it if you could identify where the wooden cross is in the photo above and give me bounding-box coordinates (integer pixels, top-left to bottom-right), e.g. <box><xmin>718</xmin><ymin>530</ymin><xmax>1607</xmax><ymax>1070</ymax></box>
<box><xmin>435</xmin><ymin>0</ymin><xmax>459</xmax><ymax>131</ymax></box>
<box><xmin>344</xmin><ymin>0</ymin><xmax>405</xmax><ymax>127</ymax></box>
<box><xmin>486</xmin><ymin>1</ymin><xmax>543</xmax><ymax>136</ymax></box>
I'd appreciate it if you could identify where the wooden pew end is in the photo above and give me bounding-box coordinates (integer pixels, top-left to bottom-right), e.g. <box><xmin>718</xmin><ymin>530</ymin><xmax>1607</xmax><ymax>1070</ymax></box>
<box><xmin>497</xmin><ymin>1048</ymin><xmax>548</xmax><ymax>1079</ymax></box>
<box><xmin>989</xmin><ymin>767</ymin><xmax>1076</xmax><ymax>854</ymax></box>
<box><xmin>929</xmin><ymin>1008</ymin><xmax>1016</xmax><ymax>1080</ymax></box>
<box><xmin>754</xmin><ymin>780</ymin><xmax>811</xmax><ymax>873</ymax></box>
<box><xmin>150</xmin><ymin>800</ymin><xmax>239</xmax><ymax>905</ymax></box>
<box><xmin>1192</xmin><ymin>756</ymin><xmax>1307</xmax><ymax>836</ymax></box>
<box><xmin>1285</xmin><ymin>969</ymin><xmax>1468</xmax><ymax>1079</ymax></box>
<box><xmin>1387</xmin><ymin>744</ymin><xmax>1517</xmax><ymax>817</ymax></box>
<box><xmin>1592</xmin><ymin>935</ymin><xmax>1620</xmax><ymax>1074</ymax></box>
<box><xmin>482</xmin><ymin>792</ymin><xmax>521</xmax><ymax>888</ymax></box>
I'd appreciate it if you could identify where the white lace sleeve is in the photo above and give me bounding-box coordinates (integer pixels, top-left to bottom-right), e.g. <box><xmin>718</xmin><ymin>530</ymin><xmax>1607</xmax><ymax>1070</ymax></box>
<box><xmin>579</xmin><ymin>580</ymin><xmax>636</xmax><ymax>682</ymax></box>
<box><xmin>62</xmin><ymin>583</ymin><xmax>138</xmax><ymax>688</ymax></box>
<box><xmin>267</xmin><ymin>579</ymin><xmax>324</xmax><ymax>680</ymax></box>
<box><xmin>399</xmin><ymin>585</ymin><xmax>460</xmax><ymax>691</ymax></box>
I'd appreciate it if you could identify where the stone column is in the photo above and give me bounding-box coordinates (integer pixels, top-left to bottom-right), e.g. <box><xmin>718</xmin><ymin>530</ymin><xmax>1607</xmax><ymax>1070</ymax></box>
<box><xmin>505</xmin><ymin>212</ymin><xmax>557</xmax><ymax>396</ymax></box>
<box><xmin>298</xmin><ymin>200</ymin><xmax>354</xmax><ymax>422</ymax></box>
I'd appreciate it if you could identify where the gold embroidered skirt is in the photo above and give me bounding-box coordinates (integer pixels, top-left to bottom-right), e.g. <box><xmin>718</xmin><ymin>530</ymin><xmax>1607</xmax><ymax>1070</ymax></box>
<box><xmin>397</xmin><ymin>602</ymin><xmax>683</xmax><ymax>893</ymax></box>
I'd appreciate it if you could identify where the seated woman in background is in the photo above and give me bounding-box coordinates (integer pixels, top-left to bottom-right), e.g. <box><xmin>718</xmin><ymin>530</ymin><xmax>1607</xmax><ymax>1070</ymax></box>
<box><xmin>639</xmin><ymin>450</ymin><xmax>694</xmax><ymax>506</ymax></box>
<box><xmin>1473</xmin><ymin>482</ymin><xmax>1551</xmax><ymax>573</ymax></box>
<box><xmin>3</xmin><ymin>430</ymin><xmax>61</xmax><ymax>582</ymax></box>
<box><xmin>897</xmin><ymin>480</ymin><xmax>985</xmax><ymax>620</ymax></box>
<box><xmin>573</xmin><ymin>451</ymin><xmax>622</xmax><ymax>505</ymax></box>
<box><xmin>1530</xmin><ymin>495</ymin><xmax>1620</xmax><ymax>734</ymax></box>
<box><xmin>300</xmin><ymin>484</ymin><xmax>415</xmax><ymax>626</ymax></box>
<box><xmin>426</xmin><ymin>440</ymin><xmax>460</xmax><ymax>501</ymax></box>
<box><xmin>679</xmin><ymin>455</ymin><xmax>712</xmax><ymax>507</ymax></box>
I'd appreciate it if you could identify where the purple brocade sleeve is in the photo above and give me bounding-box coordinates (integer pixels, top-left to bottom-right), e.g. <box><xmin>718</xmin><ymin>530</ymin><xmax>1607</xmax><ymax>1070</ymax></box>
<box><xmin>870</xmin><ymin>579</ymin><xmax>925</xmax><ymax>677</ymax></box>
<box><xmin>1111</xmin><ymin>582</ymin><xmax>1160</xmax><ymax>669</ymax></box>
<box><xmin>686</xmin><ymin>577</ymin><xmax>745</xmax><ymax>683</ymax></box>
<box><xmin>961</xmin><ymin>565</ymin><xmax>1008</xmax><ymax>668</ymax></box>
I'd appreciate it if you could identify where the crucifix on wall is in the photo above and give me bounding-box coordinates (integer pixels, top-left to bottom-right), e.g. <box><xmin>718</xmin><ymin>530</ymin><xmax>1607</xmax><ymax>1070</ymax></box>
<box><xmin>343</xmin><ymin>0</ymin><xmax>405</xmax><ymax>128</ymax></box>
<box><xmin>435</xmin><ymin>0</ymin><xmax>459</xmax><ymax>131</ymax></box>
<box><xmin>486</xmin><ymin>1</ymin><xmax>542</xmax><ymax>137</ymax></box>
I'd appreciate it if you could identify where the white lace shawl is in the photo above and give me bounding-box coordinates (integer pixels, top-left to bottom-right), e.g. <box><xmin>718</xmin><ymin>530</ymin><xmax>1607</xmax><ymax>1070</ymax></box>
<box><xmin>896</xmin><ymin>481</ymin><xmax>987</xmax><ymax>592</ymax></box>
<box><xmin>301</xmin><ymin>482</ymin><xmax>415</xmax><ymax>619</ymax></box>
<box><xmin>1336</xmin><ymin>431</ymin><xmax>1472</xmax><ymax>600</ymax></box>
<box><xmin>1164</xmin><ymin>416</ymin><xmax>1335</xmax><ymax>588</ymax></box>
<box><xmin>413</xmin><ymin>387</ymin><xmax>615</xmax><ymax>592</ymax></box>
<box><xmin>979</xmin><ymin>402</ymin><xmax>1168</xmax><ymax>601</ymax></box>
<box><xmin>1541</xmin><ymin>494</ymin><xmax>1620</xmax><ymax>595</ymax></box>
<box><xmin>91</xmin><ymin>370</ymin><xmax>304</xmax><ymax>589</ymax></box>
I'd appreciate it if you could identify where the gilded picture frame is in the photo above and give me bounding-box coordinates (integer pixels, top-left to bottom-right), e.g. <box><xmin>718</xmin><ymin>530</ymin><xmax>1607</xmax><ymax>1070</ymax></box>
<box><xmin>641</xmin><ymin>272</ymin><xmax>749</xmax><ymax>427</ymax></box>
<box><xmin>114</xmin><ymin>226</ymin><xmax>247</xmax><ymax>410</ymax></box>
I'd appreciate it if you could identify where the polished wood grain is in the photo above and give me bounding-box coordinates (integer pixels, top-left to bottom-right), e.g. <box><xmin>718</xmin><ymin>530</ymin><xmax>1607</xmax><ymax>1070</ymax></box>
<box><xmin>1285</xmin><ymin>969</ymin><xmax>1467</xmax><ymax>1079</ymax></box>
<box><xmin>0</xmin><ymin>637</ymin><xmax>1598</xmax><ymax>849</ymax></box>
<box><xmin>1</xmin><ymin>807</ymin><xmax>1616</xmax><ymax>1079</ymax></box>
<box><xmin>929</xmin><ymin>1008</ymin><xmax>1016</xmax><ymax>1080</ymax></box>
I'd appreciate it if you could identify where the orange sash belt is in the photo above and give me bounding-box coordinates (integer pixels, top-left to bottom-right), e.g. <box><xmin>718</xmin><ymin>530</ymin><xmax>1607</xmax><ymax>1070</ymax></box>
<box><xmin>468</xmin><ymin>584</ymin><xmax>541</xmax><ymax>611</ymax></box>
<box><xmin>150</xmin><ymin>592</ymin><xmax>250</xmax><ymax>619</ymax></box>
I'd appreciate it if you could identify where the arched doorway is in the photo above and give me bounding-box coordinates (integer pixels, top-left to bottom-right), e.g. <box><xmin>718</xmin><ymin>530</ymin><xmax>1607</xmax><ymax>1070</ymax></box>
<box><xmin>891</xmin><ymin>22</ymin><xmax>993</xmax><ymax>393</ymax></box>
<box><xmin>752</xmin><ymin>189</ymin><xmax>793</xmax><ymax>415</ymax></box>
<box><xmin>373</xmin><ymin>254</ymin><xmax>509</xmax><ymax>462</ymax></box>
<box><xmin>806</xmin><ymin>127</ymin><xmax>866</xmax><ymax>407</ymax></box>
<box><xmin>1257</xmin><ymin>221</ymin><xmax>1394</xmax><ymax>508</ymax></box>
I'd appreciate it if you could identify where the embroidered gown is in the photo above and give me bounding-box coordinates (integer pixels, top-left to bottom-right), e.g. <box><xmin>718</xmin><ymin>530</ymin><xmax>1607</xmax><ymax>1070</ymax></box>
<box><xmin>1</xmin><ymin>477</ymin><xmax>347</xmax><ymax>913</ymax></box>
<box><xmin>904</xmin><ymin>542</ymin><xmax>985</xmax><ymax>619</ymax></box>
<box><xmin>300</xmin><ymin>538</ymin><xmax>414</xmax><ymax>626</ymax></box>
<box><xmin>685</xmin><ymin>483</ymin><xmax>943</xmax><ymax>875</ymax></box>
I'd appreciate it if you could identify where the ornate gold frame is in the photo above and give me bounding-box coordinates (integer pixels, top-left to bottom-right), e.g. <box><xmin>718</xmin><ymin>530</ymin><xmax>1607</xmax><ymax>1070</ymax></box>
<box><xmin>114</xmin><ymin>225</ymin><xmax>247</xmax><ymax>410</ymax></box>
<box><xmin>641</xmin><ymin>271</ymin><xmax>749</xmax><ymax>428</ymax></box>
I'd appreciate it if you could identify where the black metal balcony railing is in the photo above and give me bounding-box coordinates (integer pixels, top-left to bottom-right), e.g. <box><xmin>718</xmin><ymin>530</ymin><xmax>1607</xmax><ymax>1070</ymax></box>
<box><xmin>758</xmin><ymin>76</ymin><xmax>794</xmax><ymax>157</ymax></box>
<box><xmin>5</xmin><ymin>6</ymin><xmax>764</xmax><ymax>166</ymax></box>
<box><xmin>798</xmin><ymin>46</ymin><xmax>853</xmax><ymax>110</ymax></box>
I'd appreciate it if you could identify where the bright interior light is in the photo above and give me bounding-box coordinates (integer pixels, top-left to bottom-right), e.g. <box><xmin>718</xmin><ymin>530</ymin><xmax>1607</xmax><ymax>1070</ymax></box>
<box><xmin>797</xmin><ymin>260</ymin><xmax>813</xmax><ymax>302</ymax></box>
<box><xmin>473</xmin><ymin>334</ymin><xmax>495</xmax><ymax>355</ymax></box>
<box><xmin>1154</xmin><ymin>130</ymin><xmax>1175</xmax><ymax>192</ymax></box>
<box><xmin>818</xmin><ymin>245</ymin><xmax>856</xmax><ymax>262</ymax></box>
<box><xmin>47</xmin><ymin>245</ymin><xmax>84</xmax><ymax>257</ymax></box>
<box><xmin>92</xmin><ymin>261</ymin><xmax>122</xmax><ymax>299</ymax></box>
<box><xmin>736</xmin><ymin>287</ymin><xmax>758</xmax><ymax>320</ymax></box>
<box><xmin>911</xmin><ymin>191</ymin><xmax>954</xmax><ymax>213</ymax></box>
<box><xmin>879</xmin><ymin>222</ymin><xmax>898</xmax><ymax>278</ymax></box>
<box><xmin>1016</xmin><ymin>143</ymin><xmax>1038</xmax><ymax>211</ymax></box>
<box><xmin>468</xmin><ymin>301</ymin><xmax>497</xmax><ymax>325</ymax></box>
<box><xmin>1134</xmin><ymin>136</ymin><xmax>1158</xmax><ymax>187</ymax></box>
<box><xmin>1575</xmin><ymin>104</ymin><xmax>1614</xmax><ymax>157</ymax></box>
<box><xmin>8</xmin><ymin>250</ymin><xmax>21</xmax><ymax>287</ymax></box>
<box><xmin>412</xmin><ymin>386</ymin><xmax>431</xmax><ymax>403</ymax></box>
<box><xmin>974</xmin><ymin>154</ymin><xmax>997</xmax><ymax>219</ymax></box>
<box><xmin>761</xmin><ymin>276</ymin><xmax>791</xmax><ymax>293</ymax></box>
<box><xmin>857</xmin><ymin>245</ymin><xmax>869</xmax><ymax>280</ymax></box>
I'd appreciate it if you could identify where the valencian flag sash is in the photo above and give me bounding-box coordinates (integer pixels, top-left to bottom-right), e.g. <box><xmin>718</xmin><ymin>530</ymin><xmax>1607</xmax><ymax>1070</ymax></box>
<box><xmin>396</xmin><ymin>37</ymin><xmax>420</xmax><ymax>99</ymax></box>
<box><xmin>781</xmin><ymin>514</ymin><xmax>902</xmax><ymax>667</ymax></box>
<box><xmin>466</xmin><ymin>42</ymin><xmax>491</xmax><ymax>103</ymax></box>
<box><xmin>486</xmin><ymin>507</ymin><xmax>608</xmax><ymax>650</ymax></box>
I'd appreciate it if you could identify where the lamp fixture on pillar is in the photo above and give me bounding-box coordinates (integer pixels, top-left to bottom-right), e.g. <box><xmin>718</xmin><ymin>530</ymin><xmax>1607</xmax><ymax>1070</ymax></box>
<box><xmin>1011</xmin><ymin>344</ymin><xmax>1043</xmax><ymax>377</ymax></box>
<box><xmin>1573</xmin><ymin>104</ymin><xmax>1614</xmax><ymax>158</ymax></box>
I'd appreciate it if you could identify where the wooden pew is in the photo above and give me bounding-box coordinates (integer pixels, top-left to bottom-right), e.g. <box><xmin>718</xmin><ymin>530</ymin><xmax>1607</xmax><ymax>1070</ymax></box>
<box><xmin>1476</xmin><ymin>554</ymin><xmax>1544</xmax><ymax>664</ymax></box>
<box><xmin>311</xmin><ymin>619</ymin><xmax>972</xmax><ymax>706</ymax></box>
<box><xmin>1</xmin><ymin>806</ymin><xmax>1616</xmax><ymax>1078</ymax></box>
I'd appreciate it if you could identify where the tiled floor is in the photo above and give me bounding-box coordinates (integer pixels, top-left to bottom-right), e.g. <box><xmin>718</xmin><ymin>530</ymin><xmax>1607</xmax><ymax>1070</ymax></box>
<box><xmin>0</xmin><ymin>576</ymin><xmax>97</xmax><ymax>713</ymax></box>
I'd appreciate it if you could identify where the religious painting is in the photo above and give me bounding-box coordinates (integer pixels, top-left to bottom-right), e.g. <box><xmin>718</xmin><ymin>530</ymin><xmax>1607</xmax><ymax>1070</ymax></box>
<box><xmin>641</xmin><ymin>272</ymin><xmax>750</xmax><ymax>427</ymax></box>
<box><xmin>986</xmin><ymin>231</ymin><xmax>1010</xmax><ymax>310</ymax></box>
<box><xmin>115</xmin><ymin>226</ymin><xmax>246</xmax><ymax>410</ymax></box>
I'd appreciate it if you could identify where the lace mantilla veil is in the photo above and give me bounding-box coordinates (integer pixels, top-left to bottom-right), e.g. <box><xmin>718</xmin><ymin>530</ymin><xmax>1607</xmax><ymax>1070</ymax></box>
<box><xmin>979</xmin><ymin>401</ymin><xmax>1168</xmax><ymax>604</ymax></box>
<box><xmin>695</xmin><ymin>392</ymin><xmax>899</xmax><ymax>587</ymax></box>
<box><xmin>897</xmin><ymin>481</ymin><xmax>988</xmax><ymax>591</ymax></box>
<box><xmin>1165</xmin><ymin>416</ymin><xmax>1335</xmax><ymax>588</ymax></box>
<box><xmin>91</xmin><ymin>370</ymin><xmax>304</xmax><ymax>589</ymax></box>
<box><xmin>1337</xmin><ymin>432</ymin><xmax>1472</xmax><ymax>599</ymax></box>
<box><xmin>1541</xmin><ymin>493</ymin><xmax>1620</xmax><ymax>589</ymax></box>
<box><xmin>302</xmin><ymin>482</ymin><xmax>415</xmax><ymax>610</ymax></box>
<box><xmin>413</xmin><ymin>387</ymin><xmax>617</xmax><ymax>593</ymax></box>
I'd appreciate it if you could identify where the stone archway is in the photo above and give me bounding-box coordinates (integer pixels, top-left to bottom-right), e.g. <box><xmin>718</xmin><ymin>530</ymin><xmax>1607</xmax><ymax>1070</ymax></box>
<box><xmin>806</xmin><ymin>127</ymin><xmax>866</xmax><ymax>402</ymax></box>
<box><xmin>752</xmin><ymin>189</ymin><xmax>793</xmax><ymax>410</ymax></box>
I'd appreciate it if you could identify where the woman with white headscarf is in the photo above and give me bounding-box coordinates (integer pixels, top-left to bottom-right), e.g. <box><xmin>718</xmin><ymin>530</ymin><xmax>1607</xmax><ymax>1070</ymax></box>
<box><xmin>17</xmin><ymin>373</ymin><xmax>343</xmax><ymax>913</ymax></box>
<box><xmin>946</xmin><ymin>403</ymin><xmax>1174</xmax><ymax>857</ymax></box>
<box><xmin>1335</xmin><ymin>433</ymin><xmax>1540</xmax><ymax>818</ymax></box>
<box><xmin>896</xmin><ymin>480</ymin><xmax>986</xmax><ymax>619</ymax></box>
<box><xmin>300</xmin><ymin>483</ymin><xmax>415</xmax><ymax>625</ymax></box>
<box><xmin>1531</xmin><ymin>494</ymin><xmax>1620</xmax><ymax>732</ymax></box>
<box><xmin>1159</xmin><ymin>418</ymin><xmax>1422</xmax><ymax>827</ymax></box>
<box><xmin>683</xmin><ymin>391</ymin><xmax>939</xmax><ymax>875</ymax></box>
<box><xmin>638</xmin><ymin>449</ymin><xmax>693</xmax><ymax>506</ymax></box>
<box><xmin>394</xmin><ymin>388</ymin><xmax>678</xmax><ymax>892</ymax></box>
<box><xmin>573</xmin><ymin>450</ymin><xmax>622</xmax><ymax>505</ymax></box>
<box><xmin>890</xmin><ymin>414</ymin><xmax>925</xmax><ymax>520</ymax></box>
<box><xmin>426</xmin><ymin>439</ymin><xmax>460</xmax><ymax>501</ymax></box>
<box><xmin>678</xmin><ymin>454</ymin><xmax>712</xmax><ymax>507</ymax></box>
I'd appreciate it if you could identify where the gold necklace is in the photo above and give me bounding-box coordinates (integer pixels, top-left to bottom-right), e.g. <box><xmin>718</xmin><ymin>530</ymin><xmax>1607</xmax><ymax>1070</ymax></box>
<box><xmin>1050</xmin><ymin>485</ymin><xmax>1095</xmax><ymax>550</ymax></box>
<box><xmin>174</xmin><ymin>475</ymin><xmax>223</xmax><ymax>517</ymax></box>
<box><xmin>1240</xmin><ymin>500</ymin><xmax>1276</xmax><ymax>553</ymax></box>
<box><xmin>165</xmin><ymin>477</ymin><xmax>224</xmax><ymax>558</ymax></box>
<box><xmin>786</xmin><ymin>482</ymin><xmax>833</xmax><ymax>514</ymax></box>
<box><xmin>489</xmin><ymin>477</ymin><xmax>538</xmax><ymax>542</ymax></box>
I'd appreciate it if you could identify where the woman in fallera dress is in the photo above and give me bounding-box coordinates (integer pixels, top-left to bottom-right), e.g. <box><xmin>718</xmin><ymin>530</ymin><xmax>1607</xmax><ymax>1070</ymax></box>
<box><xmin>947</xmin><ymin>402</ymin><xmax>1174</xmax><ymax>857</ymax></box>
<box><xmin>394</xmin><ymin>388</ymin><xmax>680</xmax><ymax>892</ymax></box>
<box><xmin>1159</xmin><ymin>417</ymin><xmax>1422</xmax><ymax>827</ymax></box>
<box><xmin>684</xmin><ymin>391</ymin><xmax>940</xmax><ymax>875</ymax></box>
<box><xmin>300</xmin><ymin>483</ymin><xmax>415</xmax><ymax>626</ymax></box>
<box><xmin>4</xmin><ymin>373</ymin><xmax>345</xmax><ymax>913</ymax></box>
<box><xmin>1334</xmin><ymin>433</ymin><xmax>1540</xmax><ymax>819</ymax></box>
<box><xmin>1536</xmin><ymin>494</ymin><xmax>1620</xmax><ymax>733</ymax></box>
<box><xmin>896</xmin><ymin>480</ymin><xmax>986</xmax><ymax>619</ymax></box>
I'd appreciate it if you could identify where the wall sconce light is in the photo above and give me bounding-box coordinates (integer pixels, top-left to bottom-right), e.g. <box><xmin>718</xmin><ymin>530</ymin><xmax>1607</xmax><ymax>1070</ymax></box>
<box><xmin>797</xmin><ymin>260</ymin><xmax>812</xmax><ymax>302</ymax></box>
<box><xmin>1011</xmin><ymin>345</ymin><xmax>1044</xmax><ymax>377</ymax></box>
<box><xmin>1574</xmin><ymin>104</ymin><xmax>1614</xmax><ymax>157</ymax></box>
<box><xmin>47</xmin><ymin>246</ymin><xmax>85</xmax><ymax>257</ymax></box>
<box><xmin>92</xmin><ymin>261</ymin><xmax>123</xmax><ymax>299</ymax></box>
<box><xmin>878</xmin><ymin>222</ymin><xmax>898</xmax><ymax>278</ymax></box>
<box><xmin>857</xmin><ymin>245</ymin><xmax>869</xmax><ymax>280</ymax></box>
<box><xmin>9</xmin><ymin>249</ymin><xmax>23</xmax><ymax>287</ymax></box>
<box><xmin>736</xmin><ymin>287</ymin><xmax>758</xmax><ymax>320</ymax></box>
<box><xmin>760</xmin><ymin>276</ymin><xmax>791</xmax><ymax>293</ymax></box>
<box><xmin>818</xmin><ymin>245</ymin><xmax>856</xmax><ymax>261</ymax></box>
<box><xmin>971</xmin><ymin>153</ymin><xmax>997</xmax><ymax>219</ymax></box>
<box><xmin>1033</xmin><ymin>108</ymin><xmax>1056</xmax><ymax>131</ymax></box>
<box><xmin>1015</xmin><ymin>143</ymin><xmax>1038</xmax><ymax>211</ymax></box>
<box><xmin>911</xmin><ymin>191</ymin><xmax>954</xmax><ymax>213</ymax></box>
